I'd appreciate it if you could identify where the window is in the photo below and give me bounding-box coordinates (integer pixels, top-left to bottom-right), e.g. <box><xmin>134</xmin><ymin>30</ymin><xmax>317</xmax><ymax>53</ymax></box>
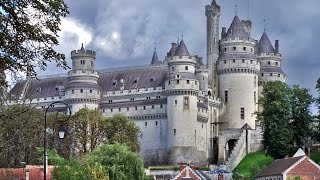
<box><xmin>195</xmin><ymin>81</ymin><xmax>197</xmax><ymax>85</ymax></box>
<box><xmin>155</xmin><ymin>121</ymin><xmax>158</xmax><ymax>126</ymax></box>
<box><xmin>224</xmin><ymin>90</ymin><xmax>228</xmax><ymax>103</ymax></box>
<box><xmin>146</xmin><ymin>97</ymin><xmax>151</xmax><ymax>100</ymax></box>
<box><xmin>173</xmin><ymin>129</ymin><xmax>176</xmax><ymax>134</ymax></box>
<box><xmin>171</xmin><ymin>67</ymin><xmax>175</xmax><ymax>71</ymax></box>
<box><xmin>233</xmin><ymin>47</ymin><xmax>236</xmax><ymax>51</ymax></box>
<box><xmin>143</xmin><ymin>106</ymin><xmax>146</xmax><ymax>110</ymax></box>
<box><xmin>103</xmin><ymin>109</ymin><xmax>105</xmax><ymax>113</ymax></box>
<box><xmin>242</xmin><ymin>59</ymin><xmax>245</xmax><ymax>63</ymax></box>
<box><xmin>118</xmin><ymin>108</ymin><xmax>121</xmax><ymax>112</ymax></box>
<box><xmin>91</xmin><ymin>61</ymin><xmax>93</xmax><ymax>66</ymax></box>
<box><xmin>90</xmin><ymin>89</ymin><xmax>92</xmax><ymax>93</ymax></box>
<box><xmin>135</xmin><ymin>106</ymin><xmax>138</xmax><ymax>110</ymax></box>
<box><xmin>175</xmin><ymin>100</ymin><xmax>178</xmax><ymax>106</ymax></box>
<box><xmin>270</xmin><ymin>73</ymin><xmax>273</xmax><ymax>76</ymax></box>
<box><xmin>134</xmin><ymin>79</ymin><xmax>138</xmax><ymax>83</ymax></box>
<box><xmin>240</xmin><ymin>107</ymin><xmax>245</xmax><ymax>119</ymax></box>
<box><xmin>278</xmin><ymin>74</ymin><xmax>281</xmax><ymax>77</ymax></box>
<box><xmin>233</xmin><ymin>59</ymin><xmax>235</xmax><ymax>63</ymax></box>
<box><xmin>130</xmin><ymin>98</ymin><xmax>134</xmax><ymax>101</ymax></box>
<box><xmin>51</xmin><ymin>97</ymin><xmax>54</xmax><ymax>100</ymax></box>
<box><xmin>177</xmin><ymin>80</ymin><xmax>179</xmax><ymax>84</ymax></box>
<box><xmin>261</xmin><ymin>73</ymin><xmax>264</xmax><ymax>77</ymax></box>
<box><xmin>160</xmin><ymin>105</ymin><xmax>163</xmax><ymax>108</ymax></box>
<box><xmin>44</xmin><ymin>98</ymin><xmax>47</xmax><ymax>100</ymax></box>
<box><xmin>254</xmin><ymin>91</ymin><xmax>256</xmax><ymax>104</ymax></box>
<box><xmin>109</xmin><ymin>100</ymin><xmax>112</xmax><ymax>103</ymax></box>
<box><xmin>250</xmin><ymin>60</ymin><xmax>253</xmax><ymax>64</ymax></box>
<box><xmin>152</xmin><ymin>105</ymin><xmax>154</xmax><ymax>109</ymax></box>
<box><xmin>276</xmin><ymin>62</ymin><xmax>279</xmax><ymax>66</ymax></box>
<box><xmin>80</xmin><ymin>89</ymin><xmax>83</xmax><ymax>93</ymax></box>
<box><xmin>110</xmin><ymin>109</ymin><xmax>113</xmax><ymax>112</ymax></box>
<box><xmin>150</xmin><ymin>76</ymin><xmax>155</xmax><ymax>81</ymax></box>
<box><xmin>224</xmin><ymin>60</ymin><xmax>226</xmax><ymax>64</ymax></box>
<box><xmin>113</xmin><ymin>80</ymin><xmax>117</xmax><ymax>85</ymax></box>
<box><xmin>127</xmin><ymin>107</ymin><xmax>129</xmax><ymax>111</ymax></box>
<box><xmin>80</xmin><ymin>60</ymin><xmax>85</xmax><ymax>65</ymax></box>
<box><xmin>168</xmin><ymin>81</ymin><xmax>171</xmax><ymax>85</ymax></box>
<box><xmin>72</xmin><ymin>90</ymin><xmax>74</xmax><ymax>94</ymax></box>
<box><xmin>187</xmin><ymin>80</ymin><xmax>190</xmax><ymax>84</ymax></box>
<box><xmin>224</xmin><ymin>48</ymin><xmax>227</xmax><ymax>52</ymax></box>
<box><xmin>251</xmin><ymin>48</ymin><xmax>253</xmax><ymax>52</ymax></box>
<box><xmin>243</xmin><ymin>47</ymin><xmax>246</xmax><ymax>51</ymax></box>
<box><xmin>156</xmin><ymin>96</ymin><xmax>161</xmax><ymax>99</ymax></box>
<box><xmin>145</xmin><ymin>122</ymin><xmax>147</xmax><ymax>126</ymax></box>
<box><xmin>268</xmin><ymin>61</ymin><xmax>271</xmax><ymax>65</ymax></box>
<box><xmin>202</xmin><ymin>124</ymin><xmax>204</xmax><ymax>129</ymax></box>
<box><xmin>185</xmin><ymin>66</ymin><xmax>188</xmax><ymax>70</ymax></box>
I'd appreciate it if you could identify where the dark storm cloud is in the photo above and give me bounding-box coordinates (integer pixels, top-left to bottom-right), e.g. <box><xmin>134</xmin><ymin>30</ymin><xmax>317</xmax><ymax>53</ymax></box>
<box><xmin>42</xmin><ymin>0</ymin><xmax>319</xmax><ymax>111</ymax></box>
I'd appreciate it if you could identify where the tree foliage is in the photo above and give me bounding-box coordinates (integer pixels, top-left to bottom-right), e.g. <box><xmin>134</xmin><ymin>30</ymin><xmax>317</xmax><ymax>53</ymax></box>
<box><xmin>0</xmin><ymin>0</ymin><xmax>69</xmax><ymax>81</ymax></box>
<box><xmin>104</xmin><ymin>114</ymin><xmax>140</xmax><ymax>152</ymax></box>
<box><xmin>70</xmin><ymin>108</ymin><xmax>106</xmax><ymax>155</ymax></box>
<box><xmin>84</xmin><ymin>143</ymin><xmax>146</xmax><ymax>180</ymax></box>
<box><xmin>258</xmin><ymin>81</ymin><xmax>313</xmax><ymax>159</ymax></box>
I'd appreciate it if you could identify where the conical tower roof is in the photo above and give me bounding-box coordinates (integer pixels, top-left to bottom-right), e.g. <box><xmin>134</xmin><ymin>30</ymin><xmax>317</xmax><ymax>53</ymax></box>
<box><xmin>225</xmin><ymin>16</ymin><xmax>249</xmax><ymax>39</ymax></box>
<box><xmin>175</xmin><ymin>40</ymin><xmax>190</xmax><ymax>56</ymax></box>
<box><xmin>257</xmin><ymin>32</ymin><xmax>275</xmax><ymax>54</ymax></box>
<box><xmin>150</xmin><ymin>49</ymin><xmax>160</xmax><ymax>65</ymax></box>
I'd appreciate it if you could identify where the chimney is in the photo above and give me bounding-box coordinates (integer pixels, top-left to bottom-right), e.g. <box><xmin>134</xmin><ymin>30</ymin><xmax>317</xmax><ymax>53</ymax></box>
<box><xmin>221</xmin><ymin>27</ymin><xmax>226</xmax><ymax>38</ymax></box>
<box><xmin>171</xmin><ymin>43</ymin><xmax>177</xmax><ymax>56</ymax></box>
<box><xmin>25</xmin><ymin>169</ymin><xmax>30</xmax><ymax>180</ymax></box>
<box><xmin>275</xmin><ymin>40</ymin><xmax>279</xmax><ymax>53</ymax></box>
<box><xmin>241</xmin><ymin>20</ymin><xmax>252</xmax><ymax>35</ymax></box>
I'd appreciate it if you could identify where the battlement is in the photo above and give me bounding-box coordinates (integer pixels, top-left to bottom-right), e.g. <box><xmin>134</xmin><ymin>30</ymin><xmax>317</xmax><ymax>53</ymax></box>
<box><xmin>71</xmin><ymin>49</ymin><xmax>96</xmax><ymax>57</ymax></box>
<box><xmin>258</xmin><ymin>52</ymin><xmax>282</xmax><ymax>58</ymax></box>
<box><xmin>168</xmin><ymin>56</ymin><xmax>197</xmax><ymax>64</ymax></box>
<box><xmin>104</xmin><ymin>86</ymin><xmax>165</xmax><ymax>97</ymax></box>
<box><xmin>221</xmin><ymin>37</ymin><xmax>256</xmax><ymax>43</ymax></box>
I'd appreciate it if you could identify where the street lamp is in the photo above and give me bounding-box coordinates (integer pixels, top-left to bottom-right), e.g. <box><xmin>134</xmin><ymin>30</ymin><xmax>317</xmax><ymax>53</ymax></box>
<box><xmin>44</xmin><ymin>101</ymin><xmax>71</xmax><ymax>180</ymax></box>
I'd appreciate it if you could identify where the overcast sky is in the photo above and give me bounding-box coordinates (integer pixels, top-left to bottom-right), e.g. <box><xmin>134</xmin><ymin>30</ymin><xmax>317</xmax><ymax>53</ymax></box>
<box><xmin>40</xmin><ymin>0</ymin><xmax>319</xmax><ymax>111</ymax></box>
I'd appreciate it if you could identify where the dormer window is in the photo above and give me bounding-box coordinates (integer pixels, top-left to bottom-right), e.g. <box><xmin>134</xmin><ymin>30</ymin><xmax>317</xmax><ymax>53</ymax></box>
<box><xmin>36</xmin><ymin>87</ymin><xmax>41</xmax><ymax>93</ymax></box>
<box><xmin>113</xmin><ymin>80</ymin><xmax>117</xmax><ymax>85</ymax></box>
<box><xmin>150</xmin><ymin>76</ymin><xmax>155</xmax><ymax>82</ymax></box>
<box><xmin>134</xmin><ymin>78</ymin><xmax>138</xmax><ymax>84</ymax></box>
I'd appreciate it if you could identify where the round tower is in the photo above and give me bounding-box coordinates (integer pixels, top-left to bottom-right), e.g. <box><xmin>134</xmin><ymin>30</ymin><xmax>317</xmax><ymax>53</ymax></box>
<box><xmin>66</xmin><ymin>44</ymin><xmax>101</xmax><ymax>114</ymax></box>
<box><xmin>257</xmin><ymin>32</ymin><xmax>286</xmax><ymax>112</ymax></box>
<box><xmin>217</xmin><ymin>16</ymin><xmax>260</xmax><ymax>129</ymax></box>
<box><xmin>165</xmin><ymin>40</ymin><xmax>202</xmax><ymax>164</ymax></box>
<box><xmin>206</xmin><ymin>0</ymin><xmax>221</xmax><ymax>97</ymax></box>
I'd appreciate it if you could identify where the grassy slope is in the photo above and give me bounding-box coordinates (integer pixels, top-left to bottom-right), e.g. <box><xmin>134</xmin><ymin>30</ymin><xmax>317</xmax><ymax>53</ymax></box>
<box><xmin>234</xmin><ymin>151</ymin><xmax>320</xmax><ymax>178</ymax></box>
<box><xmin>233</xmin><ymin>151</ymin><xmax>273</xmax><ymax>177</ymax></box>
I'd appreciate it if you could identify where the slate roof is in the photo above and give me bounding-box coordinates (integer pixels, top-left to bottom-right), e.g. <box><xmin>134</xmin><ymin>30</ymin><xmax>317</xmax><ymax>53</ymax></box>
<box><xmin>260</xmin><ymin>67</ymin><xmax>285</xmax><ymax>74</ymax></box>
<box><xmin>175</xmin><ymin>40</ymin><xmax>190</xmax><ymax>56</ymax></box>
<box><xmin>224</xmin><ymin>16</ymin><xmax>250</xmax><ymax>39</ymax></box>
<box><xmin>257</xmin><ymin>32</ymin><xmax>275</xmax><ymax>54</ymax></box>
<box><xmin>8</xmin><ymin>66</ymin><xmax>169</xmax><ymax>99</ymax></box>
<box><xmin>150</xmin><ymin>50</ymin><xmax>161</xmax><ymax>66</ymax></box>
<box><xmin>255</xmin><ymin>156</ymin><xmax>304</xmax><ymax>177</ymax></box>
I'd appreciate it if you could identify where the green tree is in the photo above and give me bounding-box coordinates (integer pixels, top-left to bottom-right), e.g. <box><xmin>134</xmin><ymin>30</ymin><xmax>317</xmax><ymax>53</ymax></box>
<box><xmin>290</xmin><ymin>85</ymin><xmax>313</xmax><ymax>148</ymax></box>
<box><xmin>314</xmin><ymin>78</ymin><xmax>320</xmax><ymax>143</ymax></box>
<box><xmin>104</xmin><ymin>114</ymin><xmax>141</xmax><ymax>152</ymax></box>
<box><xmin>84</xmin><ymin>143</ymin><xmax>146</xmax><ymax>180</ymax></box>
<box><xmin>258</xmin><ymin>81</ymin><xmax>293</xmax><ymax>159</ymax></box>
<box><xmin>70</xmin><ymin>108</ymin><xmax>105</xmax><ymax>155</ymax></box>
<box><xmin>0</xmin><ymin>0</ymin><xmax>69</xmax><ymax>82</ymax></box>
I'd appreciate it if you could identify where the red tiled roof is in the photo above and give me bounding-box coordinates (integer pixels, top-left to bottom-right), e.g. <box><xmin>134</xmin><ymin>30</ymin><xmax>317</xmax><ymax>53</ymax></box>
<box><xmin>0</xmin><ymin>165</ymin><xmax>54</xmax><ymax>180</ymax></box>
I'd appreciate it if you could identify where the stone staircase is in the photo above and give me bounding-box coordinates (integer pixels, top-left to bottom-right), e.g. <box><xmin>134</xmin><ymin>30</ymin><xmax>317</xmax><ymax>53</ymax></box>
<box><xmin>225</xmin><ymin>130</ymin><xmax>247</xmax><ymax>171</ymax></box>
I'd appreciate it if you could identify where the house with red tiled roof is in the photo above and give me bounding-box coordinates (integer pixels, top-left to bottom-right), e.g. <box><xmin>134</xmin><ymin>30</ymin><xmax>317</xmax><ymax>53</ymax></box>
<box><xmin>255</xmin><ymin>149</ymin><xmax>320</xmax><ymax>180</ymax></box>
<box><xmin>0</xmin><ymin>165</ymin><xmax>53</xmax><ymax>180</ymax></box>
<box><xmin>173</xmin><ymin>163</ymin><xmax>211</xmax><ymax>180</ymax></box>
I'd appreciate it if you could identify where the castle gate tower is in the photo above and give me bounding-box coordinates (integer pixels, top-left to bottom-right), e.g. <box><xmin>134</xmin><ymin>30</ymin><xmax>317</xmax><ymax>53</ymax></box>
<box><xmin>165</xmin><ymin>40</ymin><xmax>205</xmax><ymax>164</ymax></box>
<box><xmin>217</xmin><ymin>16</ymin><xmax>260</xmax><ymax>129</ymax></box>
<box><xmin>65</xmin><ymin>44</ymin><xmax>101</xmax><ymax>114</ymax></box>
<box><xmin>206</xmin><ymin>0</ymin><xmax>221</xmax><ymax>97</ymax></box>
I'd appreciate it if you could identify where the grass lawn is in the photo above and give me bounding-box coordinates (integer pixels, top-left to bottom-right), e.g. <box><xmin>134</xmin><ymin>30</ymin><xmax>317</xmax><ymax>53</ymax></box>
<box><xmin>233</xmin><ymin>151</ymin><xmax>273</xmax><ymax>177</ymax></box>
<box><xmin>311</xmin><ymin>151</ymin><xmax>320</xmax><ymax>164</ymax></box>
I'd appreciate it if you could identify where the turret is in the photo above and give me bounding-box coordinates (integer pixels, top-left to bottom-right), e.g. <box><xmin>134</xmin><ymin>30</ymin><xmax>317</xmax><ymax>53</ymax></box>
<box><xmin>66</xmin><ymin>44</ymin><xmax>101</xmax><ymax>114</ymax></box>
<box><xmin>217</xmin><ymin>16</ymin><xmax>260</xmax><ymax>129</ymax></box>
<box><xmin>150</xmin><ymin>48</ymin><xmax>161</xmax><ymax>66</ymax></box>
<box><xmin>165</xmin><ymin>40</ymin><xmax>205</xmax><ymax>164</ymax></box>
<box><xmin>206</xmin><ymin>0</ymin><xmax>221</xmax><ymax>97</ymax></box>
<box><xmin>257</xmin><ymin>32</ymin><xmax>286</xmax><ymax>112</ymax></box>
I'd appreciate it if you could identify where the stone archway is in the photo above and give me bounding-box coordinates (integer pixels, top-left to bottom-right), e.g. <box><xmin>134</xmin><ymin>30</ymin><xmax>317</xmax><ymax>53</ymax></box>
<box><xmin>225</xmin><ymin>139</ymin><xmax>237</xmax><ymax>159</ymax></box>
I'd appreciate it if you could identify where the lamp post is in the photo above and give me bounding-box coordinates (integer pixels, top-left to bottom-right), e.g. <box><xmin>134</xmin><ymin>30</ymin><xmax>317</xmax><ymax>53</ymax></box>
<box><xmin>44</xmin><ymin>101</ymin><xmax>71</xmax><ymax>180</ymax></box>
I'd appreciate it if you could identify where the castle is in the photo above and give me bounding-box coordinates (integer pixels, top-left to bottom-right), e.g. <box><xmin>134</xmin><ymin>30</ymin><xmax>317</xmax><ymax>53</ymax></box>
<box><xmin>8</xmin><ymin>0</ymin><xmax>286</xmax><ymax>169</ymax></box>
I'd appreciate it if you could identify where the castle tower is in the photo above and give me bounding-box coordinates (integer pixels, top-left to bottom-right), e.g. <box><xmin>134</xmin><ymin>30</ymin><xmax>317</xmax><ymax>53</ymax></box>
<box><xmin>206</xmin><ymin>0</ymin><xmax>221</xmax><ymax>97</ymax></box>
<box><xmin>66</xmin><ymin>44</ymin><xmax>101</xmax><ymax>114</ymax></box>
<box><xmin>165</xmin><ymin>40</ymin><xmax>203</xmax><ymax>164</ymax></box>
<box><xmin>217</xmin><ymin>16</ymin><xmax>260</xmax><ymax>129</ymax></box>
<box><xmin>150</xmin><ymin>48</ymin><xmax>161</xmax><ymax>66</ymax></box>
<box><xmin>257</xmin><ymin>32</ymin><xmax>286</xmax><ymax>111</ymax></box>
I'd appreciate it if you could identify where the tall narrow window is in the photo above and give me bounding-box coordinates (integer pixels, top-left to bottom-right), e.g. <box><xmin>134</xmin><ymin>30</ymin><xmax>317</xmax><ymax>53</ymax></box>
<box><xmin>173</xmin><ymin>129</ymin><xmax>176</xmax><ymax>134</ymax></box>
<box><xmin>175</xmin><ymin>100</ymin><xmax>178</xmax><ymax>106</ymax></box>
<box><xmin>240</xmin><ymin>107</ymin><xmax>245</xmax><ymax>119</ymax></box>
<box><xmin>254</xmin><ymin>91</ymin><xmax>257</xmax><ymax>104</ymax></box>
<box><xmin>224</xmin><ymin>90</ymin><xmax>228</xmax><ymax>103</ymax></box>
<box><xmin>185</xmin><ymin>66</ymin><xmax>188</xmax><ymax>70</ymax></box>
